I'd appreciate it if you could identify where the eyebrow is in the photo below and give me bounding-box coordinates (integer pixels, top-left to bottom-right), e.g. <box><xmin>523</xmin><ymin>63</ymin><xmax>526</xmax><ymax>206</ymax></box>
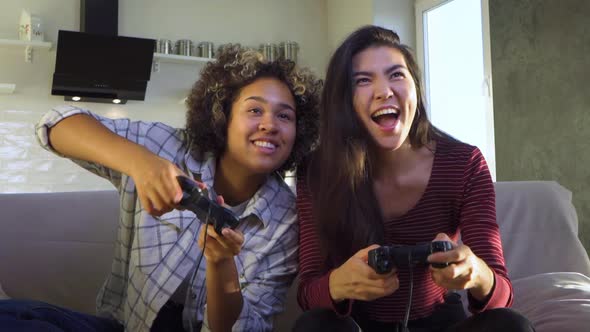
<box><xmin>245</xmin><ymin>96</ymin><xmax>295</xmax><ymax>112</ymax></box>
<box><xmin>353</xmin><ymin>64</ymin><xmax>407</xmax><ymax>77</ymax></box>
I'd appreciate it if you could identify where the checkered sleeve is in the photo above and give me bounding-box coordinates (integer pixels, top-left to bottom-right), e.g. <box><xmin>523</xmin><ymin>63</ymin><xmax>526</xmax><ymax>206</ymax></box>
<box><xmin>35</xmin><ymin>105</ymin><xmax>164</xmax><ymax>190</ymax></box>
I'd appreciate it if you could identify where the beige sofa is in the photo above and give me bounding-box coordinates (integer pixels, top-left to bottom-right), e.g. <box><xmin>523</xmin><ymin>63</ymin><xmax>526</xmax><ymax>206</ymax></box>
<box><xmin>1</xmin><ymin>181</ymin><xmax>590</xmax><ymax>331</ymax></box>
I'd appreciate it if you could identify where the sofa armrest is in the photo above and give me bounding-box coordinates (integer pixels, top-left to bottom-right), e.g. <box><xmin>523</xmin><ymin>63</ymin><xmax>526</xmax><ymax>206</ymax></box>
<box><xmin>494</xmin><ymin>181</ymin><xmax>590</xmax><ymax>279</ymax></box>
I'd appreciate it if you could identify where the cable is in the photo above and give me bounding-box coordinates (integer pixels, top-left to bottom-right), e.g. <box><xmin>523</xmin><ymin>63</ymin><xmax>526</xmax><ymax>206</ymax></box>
<box><xmin>186</xmin><ymin>205</ymin><xmax>211</xmax><ymax>332</ymax></box>
<box><xmin>401</xmin><ymin>251</ymin><xmax>414</xmax><ymax>332</ymax></box>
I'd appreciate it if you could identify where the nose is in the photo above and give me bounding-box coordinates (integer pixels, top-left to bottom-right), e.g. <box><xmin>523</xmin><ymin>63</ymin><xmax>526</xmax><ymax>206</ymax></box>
<box><xmin>258</xmin><ymin>114</ymin><xmax>278</xmax><ymax>133</ymax></box>
<box><xmin>374</xmin><ymin>78</ymin><xmax>393</xmax><ymax>100</ymax></box>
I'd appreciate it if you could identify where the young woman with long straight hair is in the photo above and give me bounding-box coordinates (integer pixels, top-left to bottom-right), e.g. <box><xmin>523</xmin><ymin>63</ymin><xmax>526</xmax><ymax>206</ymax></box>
<box><xmin>293</xmin><ymin>26</ymin><xmax>535</xmax><ymax>332</ymax></box>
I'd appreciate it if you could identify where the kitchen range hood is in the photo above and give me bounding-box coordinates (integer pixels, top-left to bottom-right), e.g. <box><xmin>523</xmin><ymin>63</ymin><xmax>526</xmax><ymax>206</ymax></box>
<box><xmin>51</xmin><ymin>1</ymin><xmax>154</xmax><ymax>104</ymax></box>
<box><xmin>51</xmin><ymin>30</ymin><xmax>155</xmax><ymax>104</ymax></box>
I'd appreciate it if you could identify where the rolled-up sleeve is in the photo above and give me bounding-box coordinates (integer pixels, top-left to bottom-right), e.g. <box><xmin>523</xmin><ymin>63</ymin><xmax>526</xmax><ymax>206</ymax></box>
<box><xmin>35</xmin><ymin>105</ymin><xmax>162</xmax><ymax>189</ymax></box>
<box><xmin>36</xmin><ymin>105</ymin><xmax>91</xmax><ymax>155</ymax></box>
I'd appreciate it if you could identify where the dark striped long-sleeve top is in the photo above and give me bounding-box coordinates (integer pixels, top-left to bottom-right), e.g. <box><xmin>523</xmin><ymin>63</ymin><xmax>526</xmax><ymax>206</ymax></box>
<box><xmin>296</xmin><ymin>138</ymin><xmax>513</xmax><ymax>323</ymax></box>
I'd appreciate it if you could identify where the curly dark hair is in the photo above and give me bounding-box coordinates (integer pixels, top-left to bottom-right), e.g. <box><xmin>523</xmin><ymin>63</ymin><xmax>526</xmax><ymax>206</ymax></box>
<box><xmin>185</xmin><ymin>43</ymin><xmax>322</xmax><ymax>173</ymax></box>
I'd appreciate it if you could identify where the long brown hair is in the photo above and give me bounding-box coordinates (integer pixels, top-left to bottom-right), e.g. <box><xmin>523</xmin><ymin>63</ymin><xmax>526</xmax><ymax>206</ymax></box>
<box><xmin>307</xmin><ymin>26</ymin><xmax>439</xmax><ymax>268</ymax></box>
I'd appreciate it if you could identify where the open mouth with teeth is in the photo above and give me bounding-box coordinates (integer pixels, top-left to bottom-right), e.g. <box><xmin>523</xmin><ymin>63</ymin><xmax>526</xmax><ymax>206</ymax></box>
<box><xmin>371</xmin><ymin>108</ymin><xmax>400</xmax><ymax>128</ymax></box>
<box><xmin>253</xmin><ymin>140</ymin><xmax>277</xmax><ymax>152</ymax></box>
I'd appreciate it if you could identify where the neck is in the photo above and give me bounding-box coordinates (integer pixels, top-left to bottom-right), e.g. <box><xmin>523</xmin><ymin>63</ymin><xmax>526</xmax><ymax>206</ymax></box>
<box><xmin>213</xmin><ymin>155</ymin><xmax>267</xmax><ymax>206</ymax></box>
<box><xmin>370</xmin><ymin>140</ymin><xmax>424</xmax><ymax>180</ymax></box>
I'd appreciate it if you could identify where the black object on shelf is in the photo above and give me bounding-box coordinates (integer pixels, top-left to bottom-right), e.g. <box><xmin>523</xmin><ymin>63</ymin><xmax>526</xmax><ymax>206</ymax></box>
<box><xmin>51</xmin><ymin>30</ymin><xmax>155</xmax><ymax>104</ymax></box>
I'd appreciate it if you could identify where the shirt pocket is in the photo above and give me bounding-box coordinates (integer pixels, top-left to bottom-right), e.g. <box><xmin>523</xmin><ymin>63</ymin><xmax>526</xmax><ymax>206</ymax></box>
<box><xmin>133</xmin><ymin>210</ymin><xmax>190</xmax><ymax>274</ymax></box>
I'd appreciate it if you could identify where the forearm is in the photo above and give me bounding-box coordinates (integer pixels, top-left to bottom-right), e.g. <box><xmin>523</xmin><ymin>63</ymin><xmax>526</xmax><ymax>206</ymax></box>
<box><xmin>206</xmin><ymin>259</ymin><xmax>243</xmax><ymax>332</ymax></box>
<box><xmin>48</xmin><ymin>114</ymin><xmax>152</xmax><ymax>176</ymax></box>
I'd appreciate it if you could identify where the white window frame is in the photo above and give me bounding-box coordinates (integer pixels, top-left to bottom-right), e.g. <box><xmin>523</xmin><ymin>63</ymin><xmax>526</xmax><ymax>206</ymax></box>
<box><xmin>414</xmin><ymin>0</ymin><xmax>496</xmax><ymax>180</ymax></box>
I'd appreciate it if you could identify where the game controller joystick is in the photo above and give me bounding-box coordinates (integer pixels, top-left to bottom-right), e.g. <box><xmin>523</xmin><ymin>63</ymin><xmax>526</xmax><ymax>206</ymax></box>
<box><xmin>176</xmin><ymin>175</ymin><xmax>239</xmax><ymax>235</ymax></box>
<box><xmin>368</xmin><ymin>241</ymin><xmax>453</xmax><ymax>274</ymax></box>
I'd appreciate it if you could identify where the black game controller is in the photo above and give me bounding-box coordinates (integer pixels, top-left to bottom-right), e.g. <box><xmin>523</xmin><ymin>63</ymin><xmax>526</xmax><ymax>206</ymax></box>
<box><xmin>176</xmin><ymin>175</ymin><xmax>239</xmax><ymax>235</ymax></box>
<box><xmin>368</xmin><ymin>241</ymin><xmax>453</xmax><ymax>274</ymax></box>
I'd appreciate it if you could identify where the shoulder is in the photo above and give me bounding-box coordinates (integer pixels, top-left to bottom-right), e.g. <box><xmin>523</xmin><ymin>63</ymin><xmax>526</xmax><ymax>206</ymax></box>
<box><xmin>143</xmin><ymin>124</ymin><xmax>189</xmax><ymax>158</ymax></box>
<box><xmin>273</xmin><ymin>173</ymin><xmax>296</xmax><ymax>203</ymax></box>
<box><xmin>434</xmin><ymin>137</ymin><xmax>493</xmax><ymax>198</ymax></box>
<box><xmin>143</xmin><ymin>122</ymin><xmax>185</xmax><ymax>142</ymax></box>
<box><xmin>436</xmin><ymin>136</ymin><xmax>484</xmax><ymax>166</ymax></box>
<box><xmin>260</xmin><ymin>173</ymin><xmax>297</xmax><ymax>217</ymax></box>
<box><xmin>295</xmin><ymin>153</ymin><xmax>315</xmax><ymax>191</ymax></box>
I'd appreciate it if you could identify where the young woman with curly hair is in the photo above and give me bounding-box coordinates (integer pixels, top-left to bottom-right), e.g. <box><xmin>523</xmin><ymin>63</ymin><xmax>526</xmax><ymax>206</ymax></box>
<box><xmin>0</xmin><ymin>44</ymin><xmax>321</xmax><ymax>332</ymax></box>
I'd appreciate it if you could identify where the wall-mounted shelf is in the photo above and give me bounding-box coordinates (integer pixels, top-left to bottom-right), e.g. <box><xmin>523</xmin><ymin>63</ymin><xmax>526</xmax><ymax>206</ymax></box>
<box><xmin>152</xmin><ymin>52</ymin><xmax>213</xmax><ymax>72</ymax></box>
<box><xmin>0</xmin><ymin>38</ymin><xmax>52</xmax><ymax>63</ymax></box>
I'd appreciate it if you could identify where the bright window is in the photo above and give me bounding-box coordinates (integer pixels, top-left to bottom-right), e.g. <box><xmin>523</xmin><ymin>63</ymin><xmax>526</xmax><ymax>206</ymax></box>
<box><xmin>415</xmin><ymin>0</ymin><xmax>496</xmax><ymax>179</ymax></box>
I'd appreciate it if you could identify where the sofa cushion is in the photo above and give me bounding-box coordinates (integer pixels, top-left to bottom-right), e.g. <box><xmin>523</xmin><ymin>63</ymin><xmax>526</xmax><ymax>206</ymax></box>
<box><xmin>512</xmin><ymin>272</ymin><xmax>590</xmax><ymax>332</ymax></box>
<box><xmin>0</xmin><ymin>190</ymin><xmax>119</xmax><ymax>314</ymax></box>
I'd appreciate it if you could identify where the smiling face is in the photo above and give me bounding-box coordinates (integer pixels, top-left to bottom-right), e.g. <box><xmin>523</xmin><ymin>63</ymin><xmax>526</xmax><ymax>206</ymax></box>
<box><xmin>222</xmin><ymin>77</ymin><xmax>296</xmax><ymax>176</ymax></box>
<box><xmin>352</xmin><ymin>46</ymin><xmax>418</xmax><ymax>151</ymax></box>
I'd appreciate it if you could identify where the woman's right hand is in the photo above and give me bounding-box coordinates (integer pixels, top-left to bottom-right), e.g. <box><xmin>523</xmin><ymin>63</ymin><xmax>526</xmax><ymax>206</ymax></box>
<box><xmin>329</xmin><ymin>245</ymin><xmax>399</xmax><ymax>302</ymax></box>
<box><xmin>129</xmin><ymin>150</ymin><xmax>185</xmax><ymax>216</ymax></box>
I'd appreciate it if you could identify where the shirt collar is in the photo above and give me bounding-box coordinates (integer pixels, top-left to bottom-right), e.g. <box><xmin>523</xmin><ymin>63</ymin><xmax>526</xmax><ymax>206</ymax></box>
<box><xmin>183</xmin><ymin>151</ymin><xmax>293</xmax><ymax>228</ymax></box>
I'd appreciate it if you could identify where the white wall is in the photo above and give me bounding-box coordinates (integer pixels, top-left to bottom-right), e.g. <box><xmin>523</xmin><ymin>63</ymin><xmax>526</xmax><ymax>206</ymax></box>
<box><xmin>324</xmin><ymin>0</ymin><xmax>416</xmax><ymax>58</ymax></box>
<box><xmin>374</xmin><ymin>0</ymin><xmax>416</xmax><ymax>49</ymax></box>
<box><xmin>325</xmin><ymin>0</ymin><xmax>374</xmax><ymax>54</ymax></box>
<box><xmin>0</xmin><ymin>0</ymin><xmax>328</xmax><ymax>193</ymax></box>
<box><xmin>0</xmin><ymin>0</ymin><xmax>416</xmax><ymax>193</ymax></box>
<box><xmin>119</xmin><ymin>0</ymin><xmax>329</xmax><ymax>74</ymax></box>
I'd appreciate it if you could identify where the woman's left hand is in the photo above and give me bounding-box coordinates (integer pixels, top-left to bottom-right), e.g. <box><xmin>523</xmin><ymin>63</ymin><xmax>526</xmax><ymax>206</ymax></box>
<box><xmin>197</xmin><ymin>196</ymin><xmax>245</xmax><ymax>265</ymax></box>
<box><xmin>427</xmin><ymin>233</ymin><xmax>495</xmax><ymax>301</ymax></box>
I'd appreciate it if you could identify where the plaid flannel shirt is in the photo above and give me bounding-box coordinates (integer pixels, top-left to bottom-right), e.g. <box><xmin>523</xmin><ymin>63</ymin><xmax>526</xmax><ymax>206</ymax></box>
<box><xmin>35</xmin><ymin>105</ymin><xmax>299</xmax><ymax>331</ymax></box>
